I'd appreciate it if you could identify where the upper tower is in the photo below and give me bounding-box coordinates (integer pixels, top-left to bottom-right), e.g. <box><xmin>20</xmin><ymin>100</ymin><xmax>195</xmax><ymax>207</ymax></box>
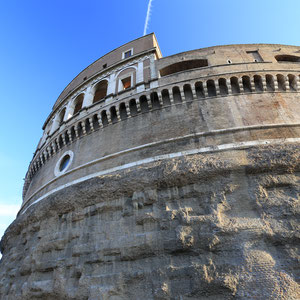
<box><xmin>1</xmin><ymin>35</ymin><xmax>299</xmax><ymax>299</ymax></box>
<box><xmin>21</xmin><ymin>35</ymin><xmax>300</xmax><ymax>215</ymax></box>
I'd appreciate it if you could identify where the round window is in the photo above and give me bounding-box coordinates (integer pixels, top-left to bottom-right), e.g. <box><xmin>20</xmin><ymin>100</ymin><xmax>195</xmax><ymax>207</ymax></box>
<box><xmin>54</xmin><ymin>150</ymin><xmax>74</xmax><ymax>177</ymax></box>
<box><xmin>59</xmin><ymin>154</ymin><xmax>70</xmax><ymax>171</ymax></box>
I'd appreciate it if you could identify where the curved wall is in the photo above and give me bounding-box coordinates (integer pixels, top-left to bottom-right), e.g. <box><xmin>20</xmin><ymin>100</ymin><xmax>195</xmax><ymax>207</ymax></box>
<box><xmin>21</xmin><ymin>42</ymin><xmax>300</xmax><ymax>214</ymax></box>
<box><xmin>1</xmin><ymin>38</ymin><xmax>300</xmax><ymax>300</ymax></box>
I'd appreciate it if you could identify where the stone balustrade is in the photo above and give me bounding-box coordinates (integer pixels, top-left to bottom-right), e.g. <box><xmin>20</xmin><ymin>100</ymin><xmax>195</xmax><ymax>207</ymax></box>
<box><xmin>22</xmin><ymin>71</ymin><xmax>300</xmax><ymax>199</ymax></box>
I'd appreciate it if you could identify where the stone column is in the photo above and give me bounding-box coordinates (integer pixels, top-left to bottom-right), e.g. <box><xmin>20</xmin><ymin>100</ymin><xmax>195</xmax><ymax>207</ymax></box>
<box><xmin>180</xmin><ymin>87</ymin><xmax>186</xmax><ymax>102</ymax></box>
<box><xmin>136</xmin><ymin>61</ymin><xmax>144</xmax><ymax>84</ymax></box>
<box><xmin>125</xmin><ymin>103</ymin><xmax>131</xmax><ymax>118</ymax></box>
<box><xmin>89</xmin><ymin>117</ymin><xmax>94</xmax><ymax>132</ymax></box>
<box><xmin>83</xmin><ymin>87</ymin><xmax>94</xmax><ymax>107</ymax></box>
<box><xmin>146</xmin><ymin>95</ymin><xmax>152</xmax><ymax>109</ymax></box>
<box><xmin>107</xmin><ymin>74</ymin><xmax>116</xmax><ymax>96</ymax></box>
<box><xmin>285</xmin><ymin>76</ymin><xmax>290</xmax><ymax>91</ymax></box>
<box><xmin>226</xmin><ymin>79</ymin><xmax>232</xmax><ymax>95</ymax></box>
<box><xmin>149</xmin><ymin>54</ymin><xmax>157</xmax><ymax>80</ymax></box>
<box><xmin>136</xmin><ymin>99</ymin><xmax>141</xmax><ymax>112</ymax></box>
<box><xmin>238</xmin><ymin>78</ymin><xmax>244</xmax><ymax>93</ymax></box>
<box><xmin>97</xmin><ymin>113</ymin><xmax>104</xmax><ymax>128</ymax></box>
<box><xmin>215</xmin><ymin>80</ymin><xmax>220</xmax><ymax>96</ymax></box>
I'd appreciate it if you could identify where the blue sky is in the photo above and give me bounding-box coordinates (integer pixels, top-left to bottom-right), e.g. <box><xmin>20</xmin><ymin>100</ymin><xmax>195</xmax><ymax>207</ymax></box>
<box><xmin>0</xmin><ymin>0</ymin><xmax>299</xmax><ymax>240</ymax></box>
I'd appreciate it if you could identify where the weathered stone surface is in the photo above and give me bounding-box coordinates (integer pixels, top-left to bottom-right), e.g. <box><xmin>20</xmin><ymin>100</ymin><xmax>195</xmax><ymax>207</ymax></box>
<box><xmin>0</xmin><ymin>144</ymin><xmax>299</xmax><ymax>299</ymax></box>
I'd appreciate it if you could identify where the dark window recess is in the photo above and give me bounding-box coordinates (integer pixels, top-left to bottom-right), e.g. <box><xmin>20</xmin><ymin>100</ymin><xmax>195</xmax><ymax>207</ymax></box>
<box><xmin>103</xmin><ymin>64</ymin><xmax>107</xmax><ymax>68</ymax></box>
<box><xmin>93</xmin><ymin>81</ymin><xmax>108</xmax><ymax>103</ymax></box>
<box><xmin>275</xmin><ymin>55</ymin><xmax>300</xmax><ymax>62</ymax></box>
<box><xmin>159</xmin><ymin>59</ymin><xmax>208</xmax><ymax>77</ymax></box>
<box><xmin>59</xmin><ymin>155</ymin><xmax>70</xmax><ymax>172</ymax></box>
<box><xmin>74</xmin><ymin>94</ymin><xmax>84</xmax><ymax>114</ymax></box>
<box><xmin>124</xmin><ymin>50</ymin><xmax>132</xmax><ymax>59</ymax></box>
<box><xmin>122</xmin><ymin>77</ymin><xmax>131</xmax><ymax>90</ymax></box>
<box><xmin>246</xmin><ymin>50</ymin><xmax>263</xmax><ymax>62</ymax></box>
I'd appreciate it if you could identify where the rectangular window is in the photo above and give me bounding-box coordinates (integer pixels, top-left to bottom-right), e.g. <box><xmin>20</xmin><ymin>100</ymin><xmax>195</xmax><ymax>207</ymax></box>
<box><xmin>246</xmin><ymin>50</ymin><xmax>263</xmax><ymax>62</ymax></box>
<box><xmin>124</xmin><ymin>50</ymin><xmax>132</xmax><ymax>58</ymax></box>
<box><xmin>122</xmin><ymin>49</ymin><xmax>133</xmax><ymax>59</ymax></box>
<box><xmin>121</xmin><ymin>76</ymin><xmax>131</xmax><ymax>90</ymax></box>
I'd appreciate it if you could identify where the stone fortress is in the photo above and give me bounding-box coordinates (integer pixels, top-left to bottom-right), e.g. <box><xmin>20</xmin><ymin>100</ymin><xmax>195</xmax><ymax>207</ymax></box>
<box><xmin>0</xmin><ymin>33</ymin><xmax>299</xmax><ymax>299</ymax></box>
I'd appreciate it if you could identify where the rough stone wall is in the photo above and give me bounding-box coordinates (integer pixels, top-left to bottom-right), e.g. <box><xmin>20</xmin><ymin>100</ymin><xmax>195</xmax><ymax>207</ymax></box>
<box><xmin>1</xmin><ymin>144</ymin><xmax>299</xmax><ymax>299</ymax></box>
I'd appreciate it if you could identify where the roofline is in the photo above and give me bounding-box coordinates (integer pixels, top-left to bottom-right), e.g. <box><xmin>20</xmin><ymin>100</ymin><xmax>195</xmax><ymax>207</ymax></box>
<box><xmin>42</xmin><ymin>46</ymin><xmax>158</xmax><ymax>129</ymax></box>
<box><xmin>152</xmin><ymin>32</ymin><xmax>163</xmax><ymax>58</ymax></box>
<box><xmin>52</xmin><ymin>33</ymin><xmax>158</xmax><ymax>111</ymax></box>
<box><xmin>158</xmin><ymin>43</ymin><xmax>300</xmax><ymax>61</ymax></box>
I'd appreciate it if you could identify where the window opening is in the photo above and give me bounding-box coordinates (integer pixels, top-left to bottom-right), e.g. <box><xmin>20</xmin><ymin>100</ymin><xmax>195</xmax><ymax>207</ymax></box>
<box><xmin>275</xmin><ymin>55</ymin><xmax>300</xmax><ymax>62</ymax></box>
<box><xmin>159</xmin><ymin>59</ymin><xmax>208</xmax><ymax>77</ymax></box>
<box><xmin>93</xmin><ymin>80</ymin><xmax>108</xmax><ymax>103</ymax></box>
<box><xmin>124</xmin><ymin>50</ymin><xmax>132</xmax><ymax>59</ymax></box>
<box><xmin>121</xmin><ymin>76</ymin><xmax>131</xmax><ymax>90</ymax></box>
<box><xmin>246</xmin><ymin>50</ymin><xmax>263</xmax><ymax>62</ymax></box>
<box><xmin>73</xmin><ymin>94</ymin><xmax>84</xmax><ymax>115</ymax></box>
<box><xmin>59</xmin><ymin>155</ymin><xmax>70</xmax><ymax>172</ymax></box>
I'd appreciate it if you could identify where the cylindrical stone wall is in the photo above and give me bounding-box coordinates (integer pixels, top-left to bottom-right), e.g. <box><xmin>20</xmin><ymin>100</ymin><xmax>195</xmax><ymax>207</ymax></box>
<box><xmin>1</xmin><ymin>40</ymin><xmax>299</xmax><ymax>299</ymax></box>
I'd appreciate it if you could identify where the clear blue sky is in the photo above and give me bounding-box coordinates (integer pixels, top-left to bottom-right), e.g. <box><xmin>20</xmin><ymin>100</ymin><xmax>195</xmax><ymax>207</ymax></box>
<box><xmin>0</xmin><ymin>0</ymin><xmax>299</xmax><ymax>239</ymax></box>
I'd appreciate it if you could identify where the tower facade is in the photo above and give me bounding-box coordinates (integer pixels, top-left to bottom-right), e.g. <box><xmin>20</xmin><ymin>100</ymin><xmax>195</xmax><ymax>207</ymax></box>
<box><xmin>0</xmin><ymin>34</ymin><xmax>299</xmax><ymax>299</ymax></box>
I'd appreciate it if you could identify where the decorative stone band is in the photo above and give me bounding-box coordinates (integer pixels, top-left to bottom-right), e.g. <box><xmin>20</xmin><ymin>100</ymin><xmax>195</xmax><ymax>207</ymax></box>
<box><xmin>20</xmin><ymin>135</ymin><xmax>300</xmax><ymax>215</ymax></box>
<box><xmin>22</xmin><ymin>70</ymin><xmax>300</xmax><ymax>199</ymax></box>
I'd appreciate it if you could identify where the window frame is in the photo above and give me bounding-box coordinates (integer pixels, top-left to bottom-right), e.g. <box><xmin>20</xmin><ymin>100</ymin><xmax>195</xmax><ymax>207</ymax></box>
<box><xmin>118</xmin><ymin>73</ymin><xmax>134</xmax><ymax>92</ymax></box>
<box><xmin>122</xmin><ymin>48</ymin><xmax>133</xmax><ymax>59</ymax></box>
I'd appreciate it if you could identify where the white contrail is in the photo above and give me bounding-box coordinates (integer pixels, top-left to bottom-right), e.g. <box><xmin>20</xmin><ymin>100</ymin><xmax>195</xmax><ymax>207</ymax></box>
<box><xmin>143</xmin><ymin>0</ymin><xmax>153</xmax><ymax>36</ymax></box>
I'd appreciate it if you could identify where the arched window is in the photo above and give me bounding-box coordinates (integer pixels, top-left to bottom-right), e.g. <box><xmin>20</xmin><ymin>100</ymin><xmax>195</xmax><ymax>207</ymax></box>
<box><xmin>92</xmin><ymin>114</ymin><xmax>100</xmax><ymax>130</ymax></box>
<box><xmin>85</xmin><ymin>118</ymin><xmax>91</xmax><ymax>133</ymax></box>
<box><xmin>218</xmin><ymin>78</ymin><xmax>228</xmax><ymax>95</ymax></box>
<box><xmin>206</xmin><ymin>80</ymin><xmax>216</xmax><ymax>97</ymax></box>
<box><xmin>161</xmin><ymin>89</ymin><xmax>171</xmax><ymax>105</ymax></box>
<box><xmin>288</xmin><ymin>74</ymin><xmax>297</xmax><ymax>91</ymax></box>
<box><xmin>230</xmin><ymin>77</ymin><xmax>240</xmax><ymax>94</ymax></box>
<box><xmin>254</xmin><ymin>75</ymin><xmax>263</xmax><ymax>92</ymax></box>
<box><xmin>276</xmin><ymin>74</ymin><xmax>286</xmax><ymax>91</ymax></box>
<box><xmin>110</xmin><ymin>106</ymin><xmax>118</xmax><ymax>123</ymax></box>
<box><xmin>242</xmin><ymin>76</ymin><xmax>252</xmax><ymax>93</ymax></box>
<box><xmin>93</xmin><ymin>80</ymin><xmax>108</xmax><ymax>103</ymax></box>
<box><xmin>59</xmin><ymin>107</ymin><xmax>66</xmax><ymax>125</ymax></box>
<box><xmin>183</xmin><ymin>84</ymin><xmax>193</xmax><ymax>101</ymax></box>
<box><xmin>73</xmin><ymin>94</ymin><xmax>84</xmax><ymax>115</ymax></box>
<box><xmin>172</xmin><ymin>86</ymin><xmax>182</xmax><ymax>103</ymax></box>
<box><xmin>139</xmin><ymin>95</ymin><xmax>149</xmax><ymax>112</ymax></box>
<box><xmin>150</xmin><ymin>92</ymin><xmax>161</xmax><ymax>109</ymax></box>
<box><xmin>129</xmin><ymin>99</ymin><xmax>138</xmax><ymax>116</ymax></box>
<box><xmin>119</xmin><ymin>103</ymin><xmax>127</xmax><ymax>120</ymax></box>
<box><xmin>101</xmin><ymin>110</ymin><xmax>109</xmax><ymax>126</ymax></box>
<box><xmin>195</xmin><ymin>81</ymin><xmax>205</xmax><ymax>98</ymax></box>
<box><xmin>77</xmin><ymin>122</ymin><xmax>83</xmax><ymax>137</ymax></box>
<box><xmin>266</xmin><ymin>75</ymin><xmax>275</xmax><ymax>91</ymax></box>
